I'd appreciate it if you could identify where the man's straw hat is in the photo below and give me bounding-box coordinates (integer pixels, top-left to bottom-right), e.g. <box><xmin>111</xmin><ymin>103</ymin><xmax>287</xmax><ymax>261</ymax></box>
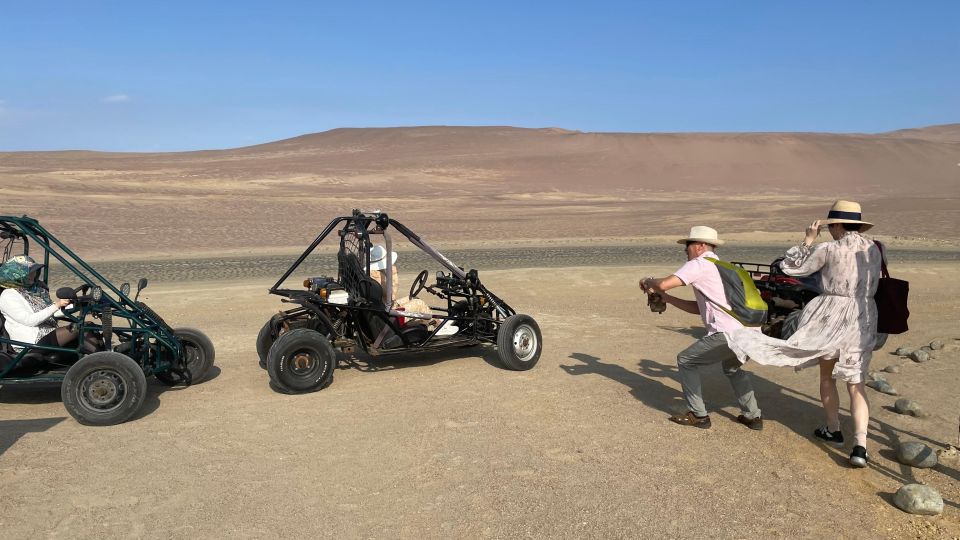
<box><xmin>820</xmin><ymin>200</ymin><xmax>873</xmax><ymax>232</ymax></box>
<box><xmin>676</xmin><ymin>226</ymin><xmax>725</xmax><ymax>246</ymax></box>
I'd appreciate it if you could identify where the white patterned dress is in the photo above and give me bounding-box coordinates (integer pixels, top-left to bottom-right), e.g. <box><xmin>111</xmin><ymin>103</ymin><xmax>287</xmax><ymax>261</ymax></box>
<box><xmin>725</xmin><ymin>232</ymin><xmax>883</xmax><ymax>383</ymax></box>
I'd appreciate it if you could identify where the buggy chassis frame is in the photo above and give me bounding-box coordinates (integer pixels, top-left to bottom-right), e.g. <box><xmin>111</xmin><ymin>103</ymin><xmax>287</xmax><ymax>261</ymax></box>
<box><xmin>0</xmin><ymin>216</ymin><xmax>187</xmax><ymax>383</ymax></box>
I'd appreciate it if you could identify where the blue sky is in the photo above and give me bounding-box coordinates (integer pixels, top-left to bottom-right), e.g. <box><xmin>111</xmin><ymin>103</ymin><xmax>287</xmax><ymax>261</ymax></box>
<box><xmin>1</xmin><ymin>1</ymin><xmax>957</xmax><ymax>151</ymax></box>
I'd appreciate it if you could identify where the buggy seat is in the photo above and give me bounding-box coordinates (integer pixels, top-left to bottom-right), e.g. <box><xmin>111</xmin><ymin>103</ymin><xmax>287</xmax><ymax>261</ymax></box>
<box><xmin>338</xmin><ymin>252</ymin><xmax>430</xmax><ymax>348</ymax></box>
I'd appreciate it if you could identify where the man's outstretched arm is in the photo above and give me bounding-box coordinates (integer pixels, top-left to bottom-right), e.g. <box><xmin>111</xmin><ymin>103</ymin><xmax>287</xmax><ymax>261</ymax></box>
<box><xmin>640</xmin><ymin>275</ymin><xmax>700</xmax><ymax>314</ymax></box>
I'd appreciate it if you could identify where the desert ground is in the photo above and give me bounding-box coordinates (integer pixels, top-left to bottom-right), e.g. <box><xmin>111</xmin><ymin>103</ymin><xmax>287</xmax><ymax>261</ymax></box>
<box><xmin>1</xmin><ymin>125</ymin><xmax>959</xmax><ymax>538</ymax></box>
<box><xmin>1</xmin><ymin>262</ymin><xmax>958</xmax><ymax>539</ymax></box>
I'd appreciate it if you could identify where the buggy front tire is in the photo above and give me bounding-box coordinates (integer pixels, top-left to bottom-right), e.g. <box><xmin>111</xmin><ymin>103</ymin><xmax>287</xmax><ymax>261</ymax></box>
<box><xmin>62</xmin><ymin>352</ymin><xmax>148</xmax><ymax>426</ymax></box>
<box><xmin>496</xmin><ymin>314</ymin><xmax>542</xmax><ymax>371</ymax></box>
<box><xmin>267</xmin><ymin>328</ymin><xmax>336</xmax><ymax>394</ymax></box>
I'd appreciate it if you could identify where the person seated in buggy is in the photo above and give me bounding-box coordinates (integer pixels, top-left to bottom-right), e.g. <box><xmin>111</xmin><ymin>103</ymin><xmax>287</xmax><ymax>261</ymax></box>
<box><xmin>0</xmin><ymin>256</ymin><xmax>101</xmax><ymax>371</ymax></box>
<box><xmin>367</xmin><ymin>245</ymin><xmax>448</xmax><ymax>332</ymax></box>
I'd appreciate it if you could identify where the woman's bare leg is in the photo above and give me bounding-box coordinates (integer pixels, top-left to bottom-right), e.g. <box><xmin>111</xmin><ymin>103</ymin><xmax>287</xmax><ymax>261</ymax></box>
<box><xmin>53</xmin><ymin>326</ymin><xmax>79</xmax><ymax>346</ymax></box>
<box><xmin>819</xmin><ymin>359</ymin><xmax>841</xmax><ymax>431</ymax></box>
<box><xmin>847</xmin><ymin>382</ymin><xmax>870</xmax><ymax>448</ymax></box>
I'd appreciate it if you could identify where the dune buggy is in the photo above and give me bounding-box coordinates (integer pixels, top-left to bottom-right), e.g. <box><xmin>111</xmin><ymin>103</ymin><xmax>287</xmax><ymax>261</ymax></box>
<box><xmin>259</xmin><ymin>209</ymin><xmax>542</xmax><ymax>394</ymax></box>
<box><xmin>732</xmin><ymin>258</ymin><xmax>820</xmax><ymax>338</ymax></box>
<box><xmin>0</xmin><ymin>216</ymin><xmax>215</xmax><ymax>426</ymax></box>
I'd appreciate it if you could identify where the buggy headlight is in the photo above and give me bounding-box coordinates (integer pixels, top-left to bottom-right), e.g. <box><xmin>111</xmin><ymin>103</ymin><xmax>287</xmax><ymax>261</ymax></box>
<box><xmin>319</xmin><ymin>288</ymin><xmax>329</xmax><ymax>300</ymax></box>
<box><xmin>92</xmin><ymin>286</ymin><xmax>102</xmax><ymax>301</ymax></box>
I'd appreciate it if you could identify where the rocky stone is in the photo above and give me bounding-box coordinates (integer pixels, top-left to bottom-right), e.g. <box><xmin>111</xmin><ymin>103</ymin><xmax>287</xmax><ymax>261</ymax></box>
<box><xmin>894</xmin><ymin>399</ymin><xmax>928</xmax><ymax>418</ymax></box>
<box><xmin>868</xmin><ymin>371</ymin><xmax>887</xmax><ymax>382</ymax></box>
<box><xmin>929</xmin><ymin>340</ymin><xmax>944</xmax><ymax>350</ymax></box>
<box><xmin>865</xmin><ymin>379</ymin><xmax>898</xmax><ymax>395</ymax></box>
<box><xmin>894</xmin><ymin>346</ymin><xmax>913</xmax><ymax>357</ymax></box>
<box><xmin>882</xmin><ymin>365</ymin><xmax>901</xmax><ymax>374</ymax></box>
<box><xmin>938</xmin><ymin>446</ymin><xmax>960</xmax><ymax>466</ymax></box>
<box><xmin>909</xmin><ymin>350</ymin><xmax>930</xmax><ymax>363</ymax></box>
<box><xmin>897</xmin><ymin>442</ymin><xmax>938</xmax><ymax>468</ymax></box>
<box><xmin>893</xmin><ymin>484</ymin><xmax>943</xmax><ymax>515</ymax></box>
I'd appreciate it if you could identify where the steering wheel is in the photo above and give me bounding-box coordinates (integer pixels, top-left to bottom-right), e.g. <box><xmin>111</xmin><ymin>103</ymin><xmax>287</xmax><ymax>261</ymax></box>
<box><xmin>410</xmin><ymin>270</ymin><xmax>429</xmax><ymax>298</ymax></box>
<box><xmin>74</xmin><ymin>284</ymin><xmax>91</xmax><ymax>295</ymax></box>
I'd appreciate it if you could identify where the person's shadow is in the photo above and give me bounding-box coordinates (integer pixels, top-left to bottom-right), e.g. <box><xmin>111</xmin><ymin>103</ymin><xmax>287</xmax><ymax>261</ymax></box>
<box><xmin>560</xmin><ymin>352</ymin><xmax>686</xmax><ymax>416</ymax></box>
<box><xmin>560</xmin><ymin>332</ymin><xmax>959</xmax><ymax>511</ymax></box>
<box><xmin>0</xmin><ymin>416</ymin><xmax>65</xmax><ymax>455</ymax></box>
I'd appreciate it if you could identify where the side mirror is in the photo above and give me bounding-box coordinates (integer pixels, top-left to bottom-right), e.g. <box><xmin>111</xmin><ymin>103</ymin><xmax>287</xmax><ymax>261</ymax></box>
<box><xmin>56</xmin><ymin>287</ymin><xmax>77</xmax><ymax>300</ymax></box>
<box><xmin>120</xmin><ymin>283</ymin><xmax>131</xmax><ymax>296</ymax></box>
<box><xmin>134</xmin><ymin>278</ymin><xmax>148</xmax><ymax>301</ymax></box>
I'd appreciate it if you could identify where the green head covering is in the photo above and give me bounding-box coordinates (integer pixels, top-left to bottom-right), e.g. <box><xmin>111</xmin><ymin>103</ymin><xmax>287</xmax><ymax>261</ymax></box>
<box><xmin>0</xmin><ymin>256</ymin><xmax>50</xmax><ymax>302</ymax></box>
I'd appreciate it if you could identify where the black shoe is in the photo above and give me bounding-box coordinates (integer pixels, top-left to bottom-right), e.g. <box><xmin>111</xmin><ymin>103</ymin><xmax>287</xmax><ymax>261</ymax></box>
<box><xmin>736</xmin><ymin>414</ymin><xmax>763</xmax><ymax>431</ymax></box>
<box><xmin>849</xmin><ymin>445</ymin><xmax>869</xmax><ymax>468</ymax></box>
<box><xmin>669</xmin><ymin>411</ymin><xmax>712</xmax><ymax>429</ymax></box>
<box><xmin>813</xmin><ymin>426</ymin><xmax>844</xmax><ymax>448</ymax></box>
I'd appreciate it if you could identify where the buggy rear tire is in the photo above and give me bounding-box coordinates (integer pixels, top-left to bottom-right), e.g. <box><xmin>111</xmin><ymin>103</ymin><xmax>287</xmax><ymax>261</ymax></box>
<box><xmin>155</xmin><ymin>328</ymin><xmax>215</xmax><ymax>385</ymax></box>
<box><xmin>496</xmin><ymin>314</ymin><xmax>542</xmax><ymax>371</ymax></box>
<box><xmin>62</xmin><ymin>351</ymin><xmax>148</xmax><ymax>426</ymax></box>
<box><xmin>267</xmin><ymin>328</ymin><xmax>335</xmax><ymax>394</ymax></box>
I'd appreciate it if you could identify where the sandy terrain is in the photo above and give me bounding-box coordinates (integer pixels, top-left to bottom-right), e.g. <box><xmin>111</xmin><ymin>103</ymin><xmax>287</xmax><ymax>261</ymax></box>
<box><xmin>1</xmin><ymin>125</ymin><xmax>958</xmax><ymax>260</ymax></box>
<box><xmin>1</xmin><ymin>125</ymin><xmax>958</xmax><ymax>537</ymax></box>
<box><xmin>1</xmin><ymin>261</ymin><xmax>958</xmax><ymax>539</ymax></box>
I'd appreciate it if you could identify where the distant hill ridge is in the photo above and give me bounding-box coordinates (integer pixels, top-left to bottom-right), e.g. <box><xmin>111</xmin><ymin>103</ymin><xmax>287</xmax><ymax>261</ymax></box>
<box><xmin>1</xmin><ymin>124</ymin><xmax>958</xmax><ymax>195</ymax></box>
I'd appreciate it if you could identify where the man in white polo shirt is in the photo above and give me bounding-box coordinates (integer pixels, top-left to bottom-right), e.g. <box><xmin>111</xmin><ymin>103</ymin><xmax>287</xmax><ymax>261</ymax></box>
<box><xmin>640</xmin><ymin>226</ymin><xmax>763</xmax><ymax>430</ymax></box>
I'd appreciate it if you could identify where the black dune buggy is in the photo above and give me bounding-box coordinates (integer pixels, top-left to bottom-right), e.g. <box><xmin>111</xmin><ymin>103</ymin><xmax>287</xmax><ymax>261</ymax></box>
<box><xmin>731</xmin><ymin>258</ymin><xmax>820</xmax><ymax>338</ymax></box>
<box><xmin>0</xmin><ymin>216</ymin><xmax>215</xmax><ymax>426</ymax></box>
<box><xmin>258</xmin><ymin>209</ymin><xmax>542</xmax><ymax>394</ymax></box>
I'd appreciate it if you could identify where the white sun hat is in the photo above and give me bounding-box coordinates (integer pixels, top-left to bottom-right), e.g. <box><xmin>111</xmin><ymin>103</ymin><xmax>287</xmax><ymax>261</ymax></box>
<box><xmin>819</xmin><ymin>200</ymin><xmax>873</xmax><ymax>232</ymax></box>
<box><xmin>369</xmin><ymin>245</ymin><xmax>398</xmax><ymax>271</ymax></box>
<box><xmin>676</xmin><ymin>226</ymin><xmax>725</xmax><ymax>246</ymax></box>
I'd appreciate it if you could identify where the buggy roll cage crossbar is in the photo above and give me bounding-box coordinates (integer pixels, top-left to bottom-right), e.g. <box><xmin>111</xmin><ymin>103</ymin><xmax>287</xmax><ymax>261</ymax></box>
<box><xmin>268</xmin><ymin>210</ymin><xmax>513</xmax><ymax>319</ymax></box>
<box><xmin>270</xmin><ymin>210</ymin><xmax>468</xmax><ymax>292</ymax></box>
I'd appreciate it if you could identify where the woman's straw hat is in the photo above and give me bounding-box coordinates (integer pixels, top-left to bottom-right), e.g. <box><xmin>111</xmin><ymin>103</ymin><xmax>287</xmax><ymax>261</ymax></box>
<box><xmin>820</xmin><ymin>200</ymin><xmax>873</xmax><ymax>232</ymax></box>
<box><xmin>369</xmin><ymin>245</ymin><xmax>397</xmax><ymax>271</ymax></box>
<box><xmin>677</xmin><ymin>226</ymin><xmax>725</xmax><ymax>246</ymax></box>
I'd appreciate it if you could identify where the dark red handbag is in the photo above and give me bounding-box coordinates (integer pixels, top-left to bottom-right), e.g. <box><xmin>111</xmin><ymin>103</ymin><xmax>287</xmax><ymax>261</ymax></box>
<box><xmin>874</xmin><ymin>242</ymin><xmax>909</xmax><ymax>334</ymax></box>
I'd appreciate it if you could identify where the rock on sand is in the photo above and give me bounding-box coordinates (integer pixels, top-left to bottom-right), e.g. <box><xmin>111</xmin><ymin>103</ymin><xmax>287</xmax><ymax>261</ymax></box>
<box><xmin>893</xmin><ymin>484</ymin><xmax>943</xmax><ymax>515</ymax></box>
<box><xmin>897</xmin><ymin>442</ymin><xmax>938</xmax><ymax>468</ymax></box>
<box><xmin>866</xmin><ymin>379</ymin><xmax>898</xmax><ymax>395</ymax></box>
<box><xmin>893</xmin><ymin>399</ymin><xmax>928</xmax><ymax>418</ymax></box>
<box><xmin>909</xmin><ymin>350</ymin><xmax>930</xmax><ymax>363</ymax></box>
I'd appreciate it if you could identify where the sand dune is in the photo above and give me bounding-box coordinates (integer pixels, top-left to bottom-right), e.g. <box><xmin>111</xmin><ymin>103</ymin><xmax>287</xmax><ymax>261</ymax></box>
<box><xmin>1</xmin><ymin>125</ymin><xmax>957</xmax><ymax>258</ymax></box>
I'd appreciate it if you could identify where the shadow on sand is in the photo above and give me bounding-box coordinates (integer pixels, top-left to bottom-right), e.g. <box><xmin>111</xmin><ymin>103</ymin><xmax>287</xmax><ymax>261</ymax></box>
<box><xmin>0</xmin><ymin>416</ymin><xmax>66</xmax><ymax>455</ymax></box>
<box><xmin>560</xmin><ymin>324</ymin><xmax>959</xmax><ymax>510</ymax></box>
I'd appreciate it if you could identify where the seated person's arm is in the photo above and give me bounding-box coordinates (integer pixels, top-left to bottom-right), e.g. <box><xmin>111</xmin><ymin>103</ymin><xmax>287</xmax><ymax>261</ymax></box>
<box><xmin>0</xmin><ymin>290</ymin><xmax>65</xmax><ymax>327</ymax></box>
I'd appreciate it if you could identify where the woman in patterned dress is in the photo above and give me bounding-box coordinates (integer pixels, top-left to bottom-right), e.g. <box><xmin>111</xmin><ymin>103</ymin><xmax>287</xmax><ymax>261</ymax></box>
<box><xmin>725</xmin><ymin>201</ymin><xmax>883</xmax><ymax>468</ymax></box>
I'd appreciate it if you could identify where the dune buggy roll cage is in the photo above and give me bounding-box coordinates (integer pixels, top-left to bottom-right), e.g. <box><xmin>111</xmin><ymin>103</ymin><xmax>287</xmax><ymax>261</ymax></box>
<box><xmin>0</xmin><ymin>215</ymin><xmax>183</xmax><ymax>381</ymax></box>
<box><xmin>268</xmin><ymin>210</ymin><xmax>516</xmax><ymax>353</ymax></box>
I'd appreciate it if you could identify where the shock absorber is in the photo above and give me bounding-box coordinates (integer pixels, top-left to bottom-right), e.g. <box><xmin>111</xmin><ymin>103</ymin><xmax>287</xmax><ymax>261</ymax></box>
<box><xmin>101</xmin><ymin>310</ymin><xmax>113</xmax><ymax>351</ymax></box>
